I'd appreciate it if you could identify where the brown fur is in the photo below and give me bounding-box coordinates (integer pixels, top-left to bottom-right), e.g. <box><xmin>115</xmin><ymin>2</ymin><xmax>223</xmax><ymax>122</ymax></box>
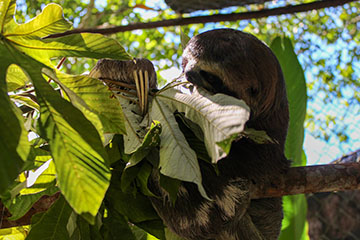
<box><xmin>149</xmin><ymin>29</ymin><xmax>290</xmax><ymax>240</ymax></box>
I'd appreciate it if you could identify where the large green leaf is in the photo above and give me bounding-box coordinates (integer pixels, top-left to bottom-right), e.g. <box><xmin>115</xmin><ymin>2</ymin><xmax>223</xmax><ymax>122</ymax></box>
<box><xmin>150</xmin><ymin>96</ymin><xmax>208</xmax><ymax>199</ymax></box>
<box><xmin>156</xmin><ymin>86</ymin><xmax>250</xmax><ymax>163</ymax></box>
<box><xmin>34</xmin><ymin>69</ymin><xmax>111</xmax><ymax>222</ymax></box>
<box><xmin>26</xmin><ymin>195</ymin><xmax>73</xmax><ymax>240</ymax></box>
<box><xmin>271</xmin><ymin>37</ymin><xmax>309</xmax><ymax>240</ymax></box>
<box><xmin>53</xmin><ymin>72</ymin><xmax>126</xmax><ymax>136</ymax></box>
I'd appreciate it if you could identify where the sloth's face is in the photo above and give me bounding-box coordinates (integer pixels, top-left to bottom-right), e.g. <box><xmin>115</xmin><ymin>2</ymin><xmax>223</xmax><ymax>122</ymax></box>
<box><xmin>182</xmin><ymin>29</ymin><xmax>287</xmax><ymax>120</ymax></box>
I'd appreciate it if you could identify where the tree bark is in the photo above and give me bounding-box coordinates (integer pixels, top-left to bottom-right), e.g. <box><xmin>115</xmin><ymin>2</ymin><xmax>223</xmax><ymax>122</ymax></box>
<box><xmin>250</xmin><ymin>162</ymin><xmax>360</xmax><ymax>199</ymax></box>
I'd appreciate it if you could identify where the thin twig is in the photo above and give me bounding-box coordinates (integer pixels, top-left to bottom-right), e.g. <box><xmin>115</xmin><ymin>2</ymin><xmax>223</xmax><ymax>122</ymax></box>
<box><xmin>44</xmin><ymin>0</ymin><xmax>356</xmax><ymax>38</ymax></box>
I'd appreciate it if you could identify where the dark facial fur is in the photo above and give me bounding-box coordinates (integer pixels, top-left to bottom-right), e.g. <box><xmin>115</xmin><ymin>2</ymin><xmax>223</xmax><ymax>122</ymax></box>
<box><xmin>149</xmin><ymin>29</ymin><xmax>290</xmax><ymax>240</ymax></box>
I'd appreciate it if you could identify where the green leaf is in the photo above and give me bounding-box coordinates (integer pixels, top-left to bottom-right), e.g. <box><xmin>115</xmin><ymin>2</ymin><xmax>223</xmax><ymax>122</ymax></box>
<box><xmin>180</xmin><ymin>27</ymin><xmax>191</xmax><ymax>50</ymax></box>
<box><xmin>54</xmin><ymin>71</ymin><xmax>126</xmax><ymax>136</ymax></box>
<box><xmin>0</xmin><ymin>226</ymin><xmax>29</xmax><ymax>240</ymax></box>
<box><xmin>150</xmin><ymin>96</ymin><xmax>208</xmax><ymax>199</ymax></box>
<box><xmin>26</xmin><ymin>195</ymin><xmax>72</xmax><ymax>240</ymax></box>
<box><xmin>136</xmin><ymin>162</ymin><xmax>157</xmax><ymax>197</ymax></box>
<box><xmin>121</xmin><ymin>121</ymin><xmax>161</xmax><ymax>193</ymax></box>
<box><xmin>271</xmin><ymin>37</ymin><xmax>309</xmax><ymax>240</ymax></box>
<box><xmin>20</xmin><ymin>159</ymin><xmax>56</xmax><ymax>195</ymax></box>
<box><xmin>127</xmin><ymin>121</ymin><xmax>162</xmax><ymax>168</ymax></box>
<box><xmin>7</xmin><ymin>33</ymin><xmax>132</xmax><ymax>66</ymax></box>
<box><xmin>130</xmin><ymin>224</ymin><xmax>163</xmax><ymax>240</ymax></box>
<box><xmin>34</xmin><ymin>72</ymin><xmax>111</xmax><ymax>222</ymax></box>
<box><xmin>165</xmin><ymin>228</ymin><xmax>187</xmax><ymax>240</ymax></box>
<box><xmin>105</xmin><ymin>134</ymin><xmax>123</xmax><ymax>166</ymax></box>
<box><xmin>67</xmin><ymin>213</ymin><xmax>103</xmax><ymax>240</ymax></box>
<box><xmin>130</xmin><ymin>225</ymin><xmax>148</xmax><ymax>240</ymax></box>
<box><xmin>5</xmin><ymin>3</ymin><xmax>72</xmax><ymax>38</ymax></box>
<box><xmin>10</xmin><ymin>94</ymin><xmax>39</xmax><ymax>111</ymax></box>
<box><xmin>121</xmin><ymin>163</ymin><xmax>141</xmax><ymax>193</ymax></box>
<box><xmin>136</xmin><ymin>220</ymin><xmax>165</xmax><ymax>240</ymax></box>
<box><xmin>270</xmin><ymin>37</ymin><xmax>307</xmax><ymax>167</ymax></box>
<box><xmin>101</xmin><ymin>205</ymin><xmax>137</xmax><ymax>240</ymax></box>
<box><xmin>241</xmin><ymin>128</ymin><xmax>276</xmax><ymax>144</ymax></box>
<box><xmin>156</xmin><ymin>86</ymin><xmax>250</xmax><ymax>163</ymax></box>
<box><xmin>45</xmin><ymin>70</ymin><xmax>106</xmax><ymax>143</ymax></box>
<box><xmin>159</xmin><ymin>174</ymin><xmax>181</xmax><ymax>204</ymax></box>
<box><xmin>23</xmin><ymin>145</ymin><xmax>51</xmax><ymax>171</ymax></box>
<box><xmin>0</xmin><ymin>0</ymin><xmax>16</xmax><ymax>32</ymax></box>
<box><xmin>0</xmin><ymin>62</ymin><xmax>30</xmax><ymax>195</ymax></box>
<box><xmin>75</xmin><ymin>214</ymin><xmax>92</xmax><ymax>240</ymax></box>
<box><xmin>174</xmin><ymin>112</ymin><xmax>210</xmax><ymax>163</ymax></box>
<box><xmin>2</xmin><ymin>2</ymin><xmax>131</xmax><ymax>66</ymax></box>
<box><xmin>106</xmin><ymin>174</ymin><xmax>160</xmax><ymax>223</ymax></box>
<box><xmin>6</xmin><ymin>64</ymin><xmax>30</xmax><ymax>92</ymax></box>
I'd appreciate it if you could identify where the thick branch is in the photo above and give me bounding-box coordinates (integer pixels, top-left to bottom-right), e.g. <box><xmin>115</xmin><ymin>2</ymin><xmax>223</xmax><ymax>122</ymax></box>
<box><xmin>44</xmin><ymin>0</ymin><xmax>356</xmax><ymax>39</ymax></box>
<box><xmin>251</xmin><ymin>162</ymin><xmax>360</xmax><ymax>199</ymax></box>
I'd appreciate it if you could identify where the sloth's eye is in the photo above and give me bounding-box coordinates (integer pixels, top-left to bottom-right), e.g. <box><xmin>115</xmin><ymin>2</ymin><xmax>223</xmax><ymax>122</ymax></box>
<box><xmin>248</xmin><ymin>87</ymin><xmax>258</xmax><ymax>97</ymax></box>
<box><xmin>199</xmin><ymin>70</ymin><xmax>223</xmax><ymax>91</ymax></box>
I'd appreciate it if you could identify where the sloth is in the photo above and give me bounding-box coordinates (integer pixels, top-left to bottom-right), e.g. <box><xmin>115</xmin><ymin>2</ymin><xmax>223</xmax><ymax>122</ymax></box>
<box><xmin>90</xmin><ymin>28</ymin><xmax>289</xmax><ymax>239</ymax></box>
<box><xmin>148</xmin><ymin>29</ymin><xmax>290</xmax><ymax>240</ymax></box>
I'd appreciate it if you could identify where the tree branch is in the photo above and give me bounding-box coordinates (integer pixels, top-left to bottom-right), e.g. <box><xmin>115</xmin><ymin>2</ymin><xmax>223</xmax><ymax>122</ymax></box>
<box><xmin>44</xmin><ymin>0</ymin><xmax>356</xmax><ymax>39</ymax></box>
<box><xmin>251</xmin><ymin>162</ymin><xmax>360</xmax><ymax>199</ymax></box>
